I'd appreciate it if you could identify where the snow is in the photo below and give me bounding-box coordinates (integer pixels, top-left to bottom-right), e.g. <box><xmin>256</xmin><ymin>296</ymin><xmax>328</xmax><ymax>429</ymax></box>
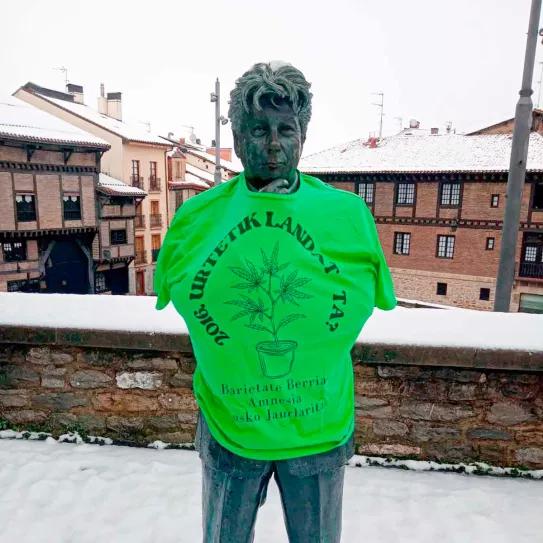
<box><xmin>0</xmin><ymin>292</ymin><xmax>542</xmax><ymax>352</ymax></box>
<box><xmin>185</xmin><ymin>163</ymin><xmax>215</xmax><ymax>183</ymax></box>
<box><xmin>97</xmin><ymin>173</ymin><xmax>147</xmax><ymax>197</ymax></box>
<box><xmin>0</xmin><ymin>438</ymin><xmax>540</xmax><ymax>543</ymax></box>
<box><xmin>185</xmin><ymin>147</ymin><xmax>241</xmax><ymax>173</ymax></box>
<box><xmin>0</xmin><ymin>96</ymin><xmax>109</xmax><ymax>148</ymax></box>
<box><xmin>300</xmin><ymin>133</ymin><xmax>543</xmax><ymax>173</ymax></box>
<box><xmin>28</xmin><ymin>92</ymin><xmax>171</xmax><ymax>147</ymax></box>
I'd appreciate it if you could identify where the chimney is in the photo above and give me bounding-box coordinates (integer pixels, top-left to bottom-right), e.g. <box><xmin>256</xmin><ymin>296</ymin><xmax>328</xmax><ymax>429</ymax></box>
<box><xmin>66</xmin><ymin>83</ymin><xmax>84</xmax><ymax>104</ymax></box>
<box><xmin>409</xmin><ymin>119</ymin><xmax>420</xmax><ymax>129</ymax></box>
<box><xmin>97</xmin><ymin>83</ymin><xmax>107</xmax><ymax>115</ymax></box>
<box><xmin>106</xmin><ymin>92</ymin><xmax>122</xmax><ymax>121</ymax></box>
<box><xmin>430</xmin><ymin>127</ymin><xmax>439</xmax><ymax>135</ymax></box>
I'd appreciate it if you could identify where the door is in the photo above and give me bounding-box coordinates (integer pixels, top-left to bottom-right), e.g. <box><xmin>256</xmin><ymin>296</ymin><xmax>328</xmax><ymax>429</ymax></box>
<box><xmin>44</xmin><ymin>239</ymin><xmax>89</xmax><ymax>294</ymax></box>
<box><xmin>136</xmin><ymin>270</ymin><xmax>145</xmax><ymax>295</ymax></box>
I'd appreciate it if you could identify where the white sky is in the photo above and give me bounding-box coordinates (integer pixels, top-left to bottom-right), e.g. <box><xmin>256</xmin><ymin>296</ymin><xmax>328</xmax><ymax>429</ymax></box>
<box><xmin>1</xmin><ymin>0</ymin><xmax>542</xmax><ymax>156</ymax></box>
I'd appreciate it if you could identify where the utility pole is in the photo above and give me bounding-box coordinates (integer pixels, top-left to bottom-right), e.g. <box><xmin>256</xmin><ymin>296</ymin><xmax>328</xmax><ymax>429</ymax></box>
<box><xmin>494</xmin><ymin>0</ymin><xmax>542</xmax><ymax>312</ymax></box>
<box><xmin>210</xmin><ymin>78</ymin><xmax>229</xmax><ymax>187</ymax></box>
<box><xmin>372</xmin><ymin>92</ymin><xmax>384</xmax><ymax>140</ymax></box>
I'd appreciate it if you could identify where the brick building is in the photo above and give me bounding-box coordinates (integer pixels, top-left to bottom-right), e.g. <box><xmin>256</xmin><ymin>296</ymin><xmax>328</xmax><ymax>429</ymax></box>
<box><xmin>301</xmin><ymin>130</ymin><xmax>543</xmax><ymax>312</ymax></box>
<box><xmin>0</xmin><ymin>97</ymin><xmax>110</xmax><ymax>293</ymax></box>
<box><xmin>14</xmin><ymin>82</ymin><xmax>172</xmax><ymax>296</ymax></box>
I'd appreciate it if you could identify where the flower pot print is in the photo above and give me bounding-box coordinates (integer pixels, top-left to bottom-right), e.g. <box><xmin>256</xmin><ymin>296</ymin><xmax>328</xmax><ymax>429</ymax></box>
<box><xmin>225</xmin><ymin>242</ymin><xmax>312</xmax><ymax>378</ymax></box>
<box><xmin>257</xmin><ymin>339</ymin><xmax>298</xmax><ymax>379</ymax></box>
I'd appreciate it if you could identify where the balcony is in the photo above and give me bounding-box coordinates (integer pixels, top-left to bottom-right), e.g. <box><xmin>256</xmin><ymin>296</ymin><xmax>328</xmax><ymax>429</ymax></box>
<box><xmin>518</xmin><ymin>261</ymin><xmax>543</xmax><ymax>279</ymax></box>
<box><xmin>16</xmin><ymin>210</ymin><xmax>37</xmax><ymax>222</ymax></box>
<box><xmin>150</xmin><ymin>213</ymin><xmax>162</xmax><ymax>228</ymax></box>
<box><xmin>149</xmin><ymin>177</ymin><xmax>161</xmax><ymax>192</ymax></box>
<box><xmin>151</xmin><ymin>248</ymin><xmax>160</xmax><ymax>262</ymax></box>
<box><xmin>134</xmin><ymin>215</ymin><xmax>145</xmax><ymax>229</ymax></box>
<box><xmin>64</xmin><ymin>210</ymin><xmax>81</xmax><ymax>221</ymax></box>
<box><xmin>134</xmin><ymin>251</ymin><xmax>147</xmax><ymax>265</ymax></box>
<box><xmin>131</xmin><ymin>175</ymin><xmax>144</xmax><ymax>189</ymax></box>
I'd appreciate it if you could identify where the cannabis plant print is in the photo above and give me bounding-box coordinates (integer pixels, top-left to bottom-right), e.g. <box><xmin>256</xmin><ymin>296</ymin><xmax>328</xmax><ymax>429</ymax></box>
<box><xmin>225</xmin><ymin>242</ymin><xmax>313</xmax><ymax>378</ymax></box>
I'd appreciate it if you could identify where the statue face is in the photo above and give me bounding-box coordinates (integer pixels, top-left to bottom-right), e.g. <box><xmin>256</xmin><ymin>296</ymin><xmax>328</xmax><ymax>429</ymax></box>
<box><xmin>234</xmin><ymin>100</ymin><xmax>303</xmax><ymax>185</ymax></box>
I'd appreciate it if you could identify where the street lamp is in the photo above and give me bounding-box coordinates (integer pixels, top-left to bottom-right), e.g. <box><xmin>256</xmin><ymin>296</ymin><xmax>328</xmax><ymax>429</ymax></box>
<box><xmin>210</xmin><ymin>78</ymin><xmax>229</xmax><ymax>187</ymax></box>
<box><xmin>494</xmin><ymin>0</ymin><xmax>542</xmax><ymax>311</ymax></box>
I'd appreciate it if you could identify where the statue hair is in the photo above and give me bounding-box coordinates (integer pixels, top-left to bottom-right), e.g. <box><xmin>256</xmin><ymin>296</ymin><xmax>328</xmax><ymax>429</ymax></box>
<box><xmin>228</xmin><ymin>62</ymin><xmax>312</xmax><ymax>142</ymax></box>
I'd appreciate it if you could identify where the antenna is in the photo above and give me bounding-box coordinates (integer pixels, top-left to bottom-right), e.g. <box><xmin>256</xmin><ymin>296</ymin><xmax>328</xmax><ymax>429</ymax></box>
<box><xmin>53</xmin><ymin>66</ymin><xmax>68</xmax><ymax>86</ymax></box>
<box><xmin>537</xmin><ymin>61</ymin><xmax>543</xmax><ymax>108</ymax></box>
<box><xmin>371</xmin><ymin>92</ymin><xmax>384</xmax><ymax>140</ymax></box>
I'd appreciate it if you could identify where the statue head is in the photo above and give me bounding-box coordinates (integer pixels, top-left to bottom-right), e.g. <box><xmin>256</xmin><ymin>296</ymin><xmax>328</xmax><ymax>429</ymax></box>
<box><xmin>228</xmin><ymin>61</ymin><xmax>312</xmax><ymax>185</ymax></box>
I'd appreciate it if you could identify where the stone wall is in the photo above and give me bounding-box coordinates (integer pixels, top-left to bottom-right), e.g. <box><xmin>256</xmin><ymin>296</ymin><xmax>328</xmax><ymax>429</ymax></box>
<box><xmin>0</xmin><ymin>329</ymin><xmax>542</xmax><ymax>469</ymax></box>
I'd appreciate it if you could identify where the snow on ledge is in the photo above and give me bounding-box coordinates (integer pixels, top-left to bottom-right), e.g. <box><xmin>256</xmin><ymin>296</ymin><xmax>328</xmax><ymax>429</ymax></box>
<box><xmin>0</xmin><ymin>292</ymin><xmax>542</xmax><ymax>352</ymax></box>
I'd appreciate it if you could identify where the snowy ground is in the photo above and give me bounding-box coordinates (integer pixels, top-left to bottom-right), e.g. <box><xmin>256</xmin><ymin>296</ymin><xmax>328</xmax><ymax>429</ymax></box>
<box><xmin>0</xmin><ymin>439</ymin><xmax>540</xmax><ymax>543</ymax></box>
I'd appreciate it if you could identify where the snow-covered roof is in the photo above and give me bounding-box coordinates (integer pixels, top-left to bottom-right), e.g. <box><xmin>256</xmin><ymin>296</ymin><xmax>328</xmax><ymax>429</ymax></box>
<box><xmin>20</xmin><ymin>84</ymin><xmax>171</xmax><ymax>147</ymax></box>
<box><xmin>301</xmin><ymin>133</ymin><xmax>543</xmax><ymax>174</ymax></box>
<box><xmin>97</xmin><ymin>173</ymin><xmax>147</xmax><ymax>197</ymax></box>
<box><xmin>0</xmin><ymin>96</ymin><xmax>109</xmax><ymax>149</ymax></box>
<box><xmin>185</xmin><ymin>163</ymin><xmax>215</xmax><ymax>183</ymax></box>
<box><xmin>185</xmin><ymin>147</ymin><xmax>241</xmax><ymax>173</ymax></box>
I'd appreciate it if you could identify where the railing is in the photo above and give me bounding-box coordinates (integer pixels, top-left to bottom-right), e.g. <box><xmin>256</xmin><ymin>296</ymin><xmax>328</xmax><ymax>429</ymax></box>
<box><xmin>151</xmin><ymin>248</ymin><xmax>160</xmax><ymax>262</ymax></box>
<box><xmin>16</xmin><ymin>210</ymin><xmax>36</xmax><ymax>222</ymax></box>
<box><xmin>149</xmin><ymin>177</ymin><xmax>161</xmax><ymax>192</ymax></box>
<box><xmin>519</xmin><ymin>261</ymin><xmax>543</xmax><ymax>279</ymax></box>
<box><xmin>150</xmin><ymin>213</ymin><xmax>162</xmax><ymax>228</ymax></box>
<box><xmin>135</xmin><ymin>251</ymin><xmax>147</xmax><ymax>265</ymax></box>
<box><xmin>134</xmin><ymin>215</ymin><xmax>145</xmax><ymax>228</ymax></box>
<box><xmin>64</xmin><ymin>210</ymin><xmax>81</xmax><ymax>221</ymax></box>
<box><xmin>131</xmin><ymin>175</ymin><xmax>144</xmax><ymax>189</ymax></box>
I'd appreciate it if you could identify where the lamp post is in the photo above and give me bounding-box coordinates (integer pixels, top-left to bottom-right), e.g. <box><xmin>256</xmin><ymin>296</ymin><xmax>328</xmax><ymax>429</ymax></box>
<box><xmin>210</xmin><ymin>78</ymin><xmax>229</xmax><ymax>187</ymax></box>
<box><xmin>494</xmin><ymin>0</ymin><xmax>542</xmax><ymax>312</ymax></box>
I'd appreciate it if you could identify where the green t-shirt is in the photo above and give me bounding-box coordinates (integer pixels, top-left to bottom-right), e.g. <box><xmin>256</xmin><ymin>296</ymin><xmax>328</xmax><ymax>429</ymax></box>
<box><xmin>154</xmin><ymin>171</ymin><xmax>397</xmax><ymax>460</ymax></box>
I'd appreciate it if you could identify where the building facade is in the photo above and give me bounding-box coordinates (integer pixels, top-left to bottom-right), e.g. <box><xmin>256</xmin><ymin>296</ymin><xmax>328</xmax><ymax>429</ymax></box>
<box><xmin>0</xmin><ymin>97</ymin><xmax>110</xmax><ymax>294</ymax></box>
<box><xmin>15</xmin><ymin>82</ymin><xmax>171</xmax><ymax>296</ymax></box>
<box><xmin>301</xmin><ymin>131</ymin><xmax>543</xmax><ymax>312</ymax></box>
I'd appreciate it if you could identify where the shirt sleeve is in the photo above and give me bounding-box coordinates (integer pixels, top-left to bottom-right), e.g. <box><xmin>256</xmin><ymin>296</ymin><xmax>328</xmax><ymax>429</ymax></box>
<box><xmin>153</xmin><ymin>204</ymin><xmax>190</xmax><ymax>311</ymax></box>
<box><xmin>357</xmin><ymin>199</ymin><xmax>397</xmax><ymax>311</ymax></box>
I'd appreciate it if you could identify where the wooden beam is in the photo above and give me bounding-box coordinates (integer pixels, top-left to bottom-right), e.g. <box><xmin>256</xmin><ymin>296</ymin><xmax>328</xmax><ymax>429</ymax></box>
<box><xmin>63</xmin><ymin>149</ymin><xmax>73</xmax><ymax>164</ymax></box>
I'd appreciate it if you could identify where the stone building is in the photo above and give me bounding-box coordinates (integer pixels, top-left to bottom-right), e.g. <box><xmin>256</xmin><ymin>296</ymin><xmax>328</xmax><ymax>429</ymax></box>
<box><xmin>14</xmin><ymin>82</ymin><xmax>172</xmax><ymax>296</ymax></box>
<box><xmin>301</xmin><ymin>129</ymin><xmax>543</xmax><ymax>312</ymax></box>
<box><xmin>0</xmin><ymin>97</ymin><xmax>111</xmax><ymax>293</ymax></box>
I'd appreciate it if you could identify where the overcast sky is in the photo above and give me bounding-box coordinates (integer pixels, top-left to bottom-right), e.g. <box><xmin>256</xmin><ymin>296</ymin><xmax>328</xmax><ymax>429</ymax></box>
<box><xmin>2</xmin><ymin>0</ymin><xmax>542</xmax><ymax>156</ymax></box>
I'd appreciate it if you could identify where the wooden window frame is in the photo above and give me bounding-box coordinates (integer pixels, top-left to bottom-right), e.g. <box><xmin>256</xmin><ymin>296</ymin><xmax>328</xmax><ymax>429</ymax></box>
<box><xmin>490</xmin><ymin>194</ymin><xmax>500</xmax><ymax>208</ymax></box>
<box><xmin>110</xmin><ymin>229</ymin><xmax>127</xmax><ymax>245</ymax></box>
<box><xmin>15</xmin><ymin>193</ymin><xmax>36</xmax><ymax>222</ymax></box>
<box><xmin>395</xmin><ymin>182</ymin><xmax>415</xmax><ymax>206</ymax></box>
<box><xmin>436</xmin><ymin>282</ymin><xmax>447</xmax><ymax>296</ymax></box>
<box><xmin>485</xmin><ymin>237</ymin><xmax>495</xmax><ymax>250</ymax></box>
<box><xmin>436</xmin><ymin>234</ymin><xmax>455</xmax><ymax>259</ymax></box>
<box><xmin>393</xmin><ymin>232</ymin><xmax>411</xmax><ymax>255</ymax></box>
<box><xmin>2</xmin><ymin>240</ymin><xmax>27</xmax><ymax>262</ymax></box>
<box><xmin>440</xmin><ymin>182</ymin><xmax>461</xmax><ymax>207</ymax></box>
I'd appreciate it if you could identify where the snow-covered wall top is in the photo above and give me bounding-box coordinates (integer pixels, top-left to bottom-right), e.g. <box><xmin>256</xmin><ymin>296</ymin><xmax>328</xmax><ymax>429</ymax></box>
<box><xmin>1</xmin><ymin>293</ymin><xmax>542</xmax><ymax>355</ymax></box>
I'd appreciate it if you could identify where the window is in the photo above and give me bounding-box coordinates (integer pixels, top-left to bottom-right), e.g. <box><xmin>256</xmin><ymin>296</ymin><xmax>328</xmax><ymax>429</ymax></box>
<box><xmin>131</xmin><ymin>160</ymin><xmax>140</xmax><ymax>177</ymax></box>
<box><xmin>95</xmin><ymin>272</ymin><xmax>107</xmax><ymax>293</ymax></box>
<box><xmin>357</xmin><ymin>182</ymin><xmax>374</xmax><ymax>204</ymax></box>
<box><xmin>491</xmin><ymin>194</ymin><xmax>500</xmax><ymax>208</ymax></box>
<box><xmin>110</xmin><ymin>229</ymin><xmax>127</xmax><ymax>245</ymax></box>
<box><xmin>486</xmin><ymin>237</ymin><xmax>495</xmax><ymax>250</ymax></box>
<box><xmin>2</xmin><ymin>240</ymin><xmax>26</xmax><ymax>262</ymax></box>
<box><xmin>7</xmin><ymin>278</ymin><xmax>40</xmax><ymax>292</ymax></box>
<box><xmin>480</xmin><ymin>288</ymin><xmax>490</xmax><ymax>301</ymax></box>
<box><xmin>524</xmin><ymin>245</ymin><xmax>538</xmax><ymax>262</ymax></box>
<box><xmin>440</xmin><ymin>182</ymin><xmax>461</xmax><ymax>206</ymax></box>
<box><xmin>15</xmin><ymin>193</ymin><xmax>36</xmax><ymax>222</ymax></box>
<box><xmin>533</xmin><ymin>183</ymin><xmax>543</xmax><ymax>210</ymax></box>
<box><xmin>396</xmin><ymin>183</ymin><xmax>415</xmax><ymax>205</ymax></box>
<box><xmin>150</xmin><ymin>161</ymin><xmax>157</xmax><ymax>180</ymax></box>
<box><xmin>437</xmin><ymin>282</ymin><xmax>447</xmax><ymax>295</ymax></box>
<box><xmin>437</xmin><ymin>235</ymin><xmax>455</xmax><ymax>258</ymax></box>
<box><xmin>393</xmin><ymin>232</ymin><xmax>411</xmax><ymax>255</ymax></box>
<box><xmin>63</xmin><ymin>194</ymin><xmax>81</xmax><ymax>220</ymax></box>
<box><xmin>151</xmin><ymin>234</ymin><xmax>161</xmax><ymax>262</ymax></box>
